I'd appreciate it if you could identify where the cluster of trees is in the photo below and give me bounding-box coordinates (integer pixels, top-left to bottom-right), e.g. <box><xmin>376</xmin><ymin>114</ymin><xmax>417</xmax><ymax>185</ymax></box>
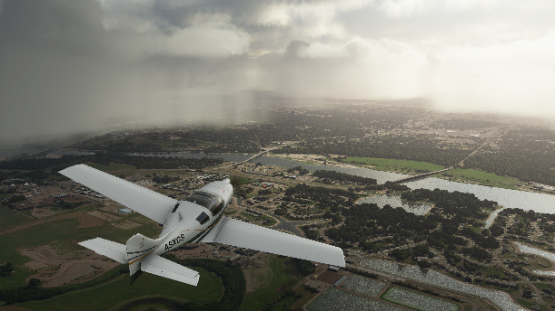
<box><xmin>465</xmin><ymin>128</ymin><xmax>555</xmax><ymax>186</ymax></box>
<box><xmin>276</xmin><ymin>135</ymin><xmax>470</xmax><ymax>167</ymax></box>
<box><xmin>401</xmin><ymin>188</ymin><xmax>496</xmax><ymax>218</ymax></box>
<box><xmin>260</xmin><ymin>289</ymin><xmax>301</xmax><ymax>311</ymax></box>
<box><xmin>7</xmin><ymin>195</ymin><xmax>25</xmax><ymax>204</ymax></box>
<box><xmin>258</xmin><ymin>189</ymin><xmax>272</xmax><ymax>195</ymax></box>
<box><xmin>326</xmin><ymin>203</ymin><xmax>441</xmax><ymax>250</ymax></box>
<box><xmin>291</xmin><ymin>258</ymin><xmax>315</xmax><ymax>276</ymax></box>
<box><xmin>389</xmin><ymin>244</ymin><xmax>430</xmax><ymax>260</ymax></box>
<box><xmin>287</xmin><ymin>166</ymin><xmax>310</xmax><ymax>176</ymax></box>
<box><xmin>461</xmin><ymin>247</ymin><xmax>492</xmax><ymax>260</ymax></box>
<box><xmin>169</xmin><ymin>257</ymin><xmax>245</xmax><ymax>311</ymax></box>
<box><xmin>460</xmin><ymin>228</ymin><xmax>500</xmax><ymax>249</ymax></box>
<box><xmin>283</xmin><ymin>184</ymin><xmax>358</xmax><ymax>211</ymax></box>
<box><xmin>343</xmin><ymin>267</ymin><xmax>378</xmax><ymax>279</ymax></box>
<box><xmin>152</xmin><ymin>174</ymin><xmax>178</xmax><ymax>184</ymax></box>
<box><xmin>426</xmin><ymin>230</ymin><xmax>467</xmax><ymax>250</ymax></box>
<box><xmin>58</xmin><ymin>200</ymin><xmax>85</xmax><ymax>210</ymax></box>
<box><xmin>0</xmin><ymin>262</ymin><xmax>14</xmax><ymax>277</ymax></box>
<box><xmin>0</xmin><ymin>153</ymin><xmax>224</xmax><ymax>171</ymax></box>
<box><xmin>0</xmin><ymin>265</ymin><xmax>129</xmax><ymax>304</ymax></box>
<box><xmin>312</xmin><ymin>170</ymin><xmax>377</xmax><ymax>185</ymax></box>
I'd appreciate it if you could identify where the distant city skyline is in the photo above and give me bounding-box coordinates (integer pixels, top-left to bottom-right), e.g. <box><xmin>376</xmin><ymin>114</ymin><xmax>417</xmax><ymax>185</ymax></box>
<box><xmin>1</xmin><ymin>0</ymin><xmax>555</xmax><ymax>139</ymax></box>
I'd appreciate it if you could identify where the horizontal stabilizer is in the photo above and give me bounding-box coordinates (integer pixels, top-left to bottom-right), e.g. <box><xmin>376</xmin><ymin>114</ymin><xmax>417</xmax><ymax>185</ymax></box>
<box><xmin>79</xmin><ymin>238</ymin><xmax>127</xmax><ymax>264</ymax></box>
<box><xmin>204</xmin><ymin>217</ymin><xmax>345</xmax><ymax>267</ymax></box>
<box><xmin>141</xmin><ymin>255</ymin><xmax>200</xmax><ymax>286</ymax></box>
<box><xmin>59</xmin><ymin>164</ymin><xmax>176</xmax><ymax>224</ymax></box>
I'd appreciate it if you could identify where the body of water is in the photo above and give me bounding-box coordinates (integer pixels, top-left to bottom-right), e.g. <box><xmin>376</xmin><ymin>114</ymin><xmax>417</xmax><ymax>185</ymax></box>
<box><xmin>405</xmin><ymin>178</ymin><xmax>555</xmax><ymax>215</ymax></box>
<box><xmin>515</xmin><ymin>243</ymin><xmax>555</xmax><ymax>276</ymax></box>
<box><xmin>358</xmin><ymin>194</ymin><xmax>432</xmax><ymax>215</ymax></box>
<box><xmin>53</xmin><ymin>151</ymin><xmax>555</xmax><ymax>216</ymax></box>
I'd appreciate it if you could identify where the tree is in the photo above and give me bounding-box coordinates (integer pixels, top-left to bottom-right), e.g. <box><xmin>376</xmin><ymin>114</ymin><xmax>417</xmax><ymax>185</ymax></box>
<box><xmin>29</xmin><ymin>278</ymin><xmax>41</xmax><ymax>287</ymax></box>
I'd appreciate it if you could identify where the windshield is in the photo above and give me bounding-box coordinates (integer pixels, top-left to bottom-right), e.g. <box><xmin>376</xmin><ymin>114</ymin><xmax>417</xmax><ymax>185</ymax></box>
<box><xmin>184</xmin><ymin>191</ymin><xmax>224</xmax><ymax>215</ymax></box>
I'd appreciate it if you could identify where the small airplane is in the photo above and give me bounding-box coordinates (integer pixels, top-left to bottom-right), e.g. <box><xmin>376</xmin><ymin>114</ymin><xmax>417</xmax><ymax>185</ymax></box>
<box><xmin>59</xmin><ymin>164</ymin><xmax>344</xmax><ymax>286</ymax></box>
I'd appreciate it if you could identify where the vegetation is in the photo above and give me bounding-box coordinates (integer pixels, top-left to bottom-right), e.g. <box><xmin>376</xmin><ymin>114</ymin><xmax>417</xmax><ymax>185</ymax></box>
<box><xmin>0</xmin><ymin>153</ymin><xmax>224</xmax><ymax>171</ymax></box>
<box><xmin>438</xmin><ymin>168</ymin><xmax>520</xmax><ymax>190</ymax></box>
<box><xmin>242</xmin><ymin>256</ymin><xmax>298</xmax><ymax>311</ymax></box>
<box><xmin>465</xmin><ymin>128</ymin><xmax>555</xmax><ymax>186</ymax></box>
<box><xmin>343</xmin><ymin>157</ymin><xmax>444</xmax><ymax>174</ymax></box>
<box><xmin>291</xmin><ymin>258</ymin><xmax>315</xmax><ymax>276</ymax></box>
<box><xmin>401</xmin><ymin>188</ymin><xmax>496</xmax><ymax>218</ymax></box>
<box><xmin>276</xmin><ymin>135</ymin><xmax>471</xmax><ymax>167</ymax></box>
<box><xmin>312</xmin><ymin>170</ymin><xmax>377</xmax><ymax>185</ymax></box>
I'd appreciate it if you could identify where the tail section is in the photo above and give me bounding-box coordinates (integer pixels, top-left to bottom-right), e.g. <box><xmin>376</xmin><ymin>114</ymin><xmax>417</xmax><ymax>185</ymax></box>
<box><xmin>125</xmin><ymin>228</ymin><xmax>173</xmax><ymax>276</ymax></box>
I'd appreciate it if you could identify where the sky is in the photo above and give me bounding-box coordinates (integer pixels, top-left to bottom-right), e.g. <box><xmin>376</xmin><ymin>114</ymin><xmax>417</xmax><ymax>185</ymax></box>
<box><xmin>1</xmin><ymin>0</ymin><xmax>555</xmax><ymax>140</ymax></box>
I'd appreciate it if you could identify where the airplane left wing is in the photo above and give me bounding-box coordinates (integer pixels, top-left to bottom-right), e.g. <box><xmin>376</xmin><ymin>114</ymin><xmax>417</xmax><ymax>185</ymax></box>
<box><xmin>59</xmin><ymin>164</ymin><xmax>176</xmax><ymax>224</ymax></box>
<box><xmin>201</xmin><ymin>217</ymin><xmax>345</xmax><ymax>267</ymax></box>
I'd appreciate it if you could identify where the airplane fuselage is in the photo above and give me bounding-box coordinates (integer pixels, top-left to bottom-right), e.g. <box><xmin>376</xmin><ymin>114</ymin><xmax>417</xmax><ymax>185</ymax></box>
<box><xmin>154</xmin><ymin>179</ymin><xmax>234</xmax><ymax>256</ymax></box>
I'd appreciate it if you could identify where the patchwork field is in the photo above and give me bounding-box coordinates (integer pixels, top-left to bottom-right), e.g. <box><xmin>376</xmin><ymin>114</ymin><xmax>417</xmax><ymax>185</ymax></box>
<box><xmin>0</xmin><ymin>205</ymin><xmax>31</xmax><ymax>230</ymax></box>
<box><xmin>308</xmin><ymin>287</ymin><xmax>405</xmax><ymax>311</ymax></box>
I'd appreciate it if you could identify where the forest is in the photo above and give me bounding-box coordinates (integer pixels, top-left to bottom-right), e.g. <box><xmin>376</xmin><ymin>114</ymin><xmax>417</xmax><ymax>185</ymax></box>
<box><xmin>465</xmin><ymin>128</ymin><xmax>555</xmax><ymax>186</ymax></box>
<box><xmin>400</xmin><ymin>188</ymin><xmax>497</xmax><ymax>218</ymax></box>
<box><xmin>275</xmin><ymin>135</ymin><xmax>471</xmax><ymax>167</ymax></box>
<box><xmin>0</xmin><ymin>153</ymin><xmax>223</xmax><ymax>172</ymax></box>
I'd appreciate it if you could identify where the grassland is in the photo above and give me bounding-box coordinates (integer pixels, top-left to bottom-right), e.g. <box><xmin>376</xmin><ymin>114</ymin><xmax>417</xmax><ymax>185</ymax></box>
<box><xmin>343</xmin><ymin>157</ymin><xmax>444</xmax><ymax>174</ymax></box>
<box><xmin>21</xmin><ymin>267</ymin><xmax>222</xmax><ymax>311</ymax></box>
<box><xmin>0</xmin><ymin>205</ymin><xmax>31</xmax><ymax>230</ymax></box>
<box><xmin>0</xmin><ymin>207</ymin><xmax>161</xmax><ymax>289</ymax></box>
<box><xmin>231</xmin><ymin>176</ymin><xmax>257</xmax><ymax>186</ymax></box>
<box><xmin>241</xmin><ymin>256</ymin><xmax>298</xmax><ymax>311</ymax></box>
<box><xmin>437</xmin><ymin>168</ymin><xmax>521</xmax><ymax>190</ymax></box>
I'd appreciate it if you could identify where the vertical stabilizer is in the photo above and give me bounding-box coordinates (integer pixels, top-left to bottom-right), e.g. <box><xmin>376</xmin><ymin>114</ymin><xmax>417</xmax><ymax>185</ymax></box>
<box><xmin>125</xmin><ymin>228</ymin><xmax>173</xmax><ymax>276</ymax></box>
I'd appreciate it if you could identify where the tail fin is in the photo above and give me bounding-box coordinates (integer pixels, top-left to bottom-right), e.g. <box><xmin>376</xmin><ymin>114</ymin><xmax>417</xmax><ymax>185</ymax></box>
<box><xmin>126</xmin><ymin>228</ymin><xmax>174</xmax><ymax>276</ymax></box>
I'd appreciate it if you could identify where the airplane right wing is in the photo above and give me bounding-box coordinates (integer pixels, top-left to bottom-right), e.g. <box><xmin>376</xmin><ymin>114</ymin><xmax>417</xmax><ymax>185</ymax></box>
<box><xmin>202</xmin><ymin>217</ymin><xmax>345</xmax><ymax>267</ymax></box>
<box><xmin>141</xmin><ymin>254</ymin><xmax>200</xmax><ymax>286</ymax></box>
<box><xmin>59</xmin><ymin>164</ymin><xmax>176</xmax><ymax>224</ymax></box>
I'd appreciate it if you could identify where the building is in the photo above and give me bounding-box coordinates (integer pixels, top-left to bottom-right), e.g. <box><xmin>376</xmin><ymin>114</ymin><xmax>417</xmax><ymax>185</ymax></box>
<box><xmin>118</xmin><ymin>208</ymin><xmax>133</xmax><ymax>214</ymax></box>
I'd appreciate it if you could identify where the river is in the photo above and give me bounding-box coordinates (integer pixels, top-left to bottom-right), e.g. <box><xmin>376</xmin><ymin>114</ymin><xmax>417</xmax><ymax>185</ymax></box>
<box><xmin>40</xmin><ymin>151</ymin><xmax>555</xmax><ymax>215</ymax></box>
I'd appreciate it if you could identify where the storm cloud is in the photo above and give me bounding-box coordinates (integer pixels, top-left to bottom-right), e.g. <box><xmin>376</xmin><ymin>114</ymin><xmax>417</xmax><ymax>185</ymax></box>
<box><xmin>1</xmin><ymin>0</ymin><xmax>555</xmax><ymax>140</ymax></box>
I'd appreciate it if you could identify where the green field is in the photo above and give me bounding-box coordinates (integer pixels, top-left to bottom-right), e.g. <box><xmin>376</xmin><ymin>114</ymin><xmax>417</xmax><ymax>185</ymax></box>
<box><xmin>242</xmin><ymin>256</ymin><xmax>298</xmax><ymax>311</ymax></box>
<box><xmin>88</xmin><ymin>162</ymin><xmax>136</xmax><ymax>171</ymax></box>
<box><xmin>0</xmin><ymin>205</ymin><xmax>31</xmax><ymax>230</ymax></box>
<box><xmin>0</xmin><ymin>209</ymin><xmax>161</xmax><ymax>289</ymax></box>
<box><xmin>438</xmin><ymin>168</ymin><xmax>521</xmax><ymax>190</ymax></box>
<box><xmin>231</xmin><ymin>176</ymin><xmax>257</xmax><ymax>186</ymax></box>
<box><xmin>343</xmin><ymin>157</ymin><xmax>444</xmax><ymax>174</ymax></box>
<box><xmin>21</xmin><ymin>267</ymin><xmax>222</xmax><ymax>311</ymax></box>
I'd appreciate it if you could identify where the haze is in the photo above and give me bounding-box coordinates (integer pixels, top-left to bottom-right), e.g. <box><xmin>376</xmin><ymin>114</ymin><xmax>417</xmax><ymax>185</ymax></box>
<box><xmin>1</xmin><ymin>0</ymin><xmax>555</xmax><ymax>141</ymax></box>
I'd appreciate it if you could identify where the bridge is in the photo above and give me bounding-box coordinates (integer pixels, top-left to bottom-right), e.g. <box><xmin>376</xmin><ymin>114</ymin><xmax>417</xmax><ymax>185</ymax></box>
<box><xmin>231</xmin><ymin>150</ymin><xmax>270</xmax><ymax>167</ymax></box>
<box><xmin>392</xmin><ymin>167</ymin><xmax>452</xmax><ymax>183</ymax></box>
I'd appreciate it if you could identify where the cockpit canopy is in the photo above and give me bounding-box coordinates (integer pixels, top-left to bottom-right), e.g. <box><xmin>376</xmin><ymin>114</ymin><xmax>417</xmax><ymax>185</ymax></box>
<box><xmin>184</xmin><ymin>191</ymin><xmax>224</xmax><ymax>216</ymax></box>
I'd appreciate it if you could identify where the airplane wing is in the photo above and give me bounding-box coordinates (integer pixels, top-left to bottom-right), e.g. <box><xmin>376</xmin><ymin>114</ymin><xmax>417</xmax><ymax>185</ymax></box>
<box><xmin>79</xmin><ymin>238</ymin><xmax>127</xmax><ymax>264</ymax></box>
<box><xmin>59</xmin><ymin>164</ymin><xmax>176</xmax><ymax>224</ymax></box>
<box><xmin>141</xmin><ymin>254</ymin><xmax>200</xmax><ymax>286</ymax></box>
<box><xmin>202</xmin><ymin>217</ymin><xmax>345</xmax><ymax>267</ymax></box>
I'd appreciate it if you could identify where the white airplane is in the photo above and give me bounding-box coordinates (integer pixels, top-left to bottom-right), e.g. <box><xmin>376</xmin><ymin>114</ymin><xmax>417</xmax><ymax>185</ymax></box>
<box><xmin>59</xmin><ymin>164</ymin><xmax>344</xmax><ymax>286</ymax></box>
